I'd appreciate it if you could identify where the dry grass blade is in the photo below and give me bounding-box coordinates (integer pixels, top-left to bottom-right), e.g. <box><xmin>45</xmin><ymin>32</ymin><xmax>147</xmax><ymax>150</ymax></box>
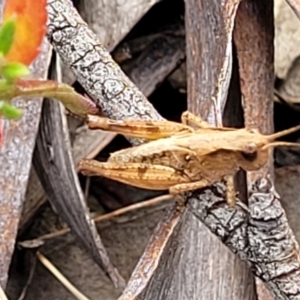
<box><xmin>0</xmin><ymin>286</ymin><xmax>8</xmax><ymax>300</ymax></box>
<box><xmin>180</xmin><ymin>0</ymin><xmax>254</xmax><ymax>298</ymax></box>
<box><xmin>186</xmin><ymin>0</ymin><xmax>241</xmax><ymax>125</ymax></box>
<box><xmin>16</xmin><ymin>256</ymin><xmax>37</xmax><ymax>300</ymax></box>
<box><xmin>274</xmin><ymin>90</ymin><xmax>300</xmax><ymax>103</ymax></box>
<box><xmin>36</xmin><ymin>252</ymin><xmax>91</xmax><ymax>300</ymax></box>
<box><xmin>255</xmin><ymin>278</ymin><xmax>275</xmax><ymax>300</ymax></box>
<box><xmin>19</xmin><ymin>195</ymin><xmax>174</xmax><ymax>244</ymax></box>
<box><xmin>275</xmin><ymin>55</ymin><xmax>300</xmax><ymax>107</ymax></box>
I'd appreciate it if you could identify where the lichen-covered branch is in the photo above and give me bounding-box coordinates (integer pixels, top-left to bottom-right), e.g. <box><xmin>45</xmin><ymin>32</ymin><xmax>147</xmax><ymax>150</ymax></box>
<box><xmin>46</xmin><ymin>0</ymin><xmax>162</xmax><ymax>146</ymax></box>
<box><xmin>189</xmin><ymin>177</ymin><xmax>300</xmax><ymax>299</ymax></box>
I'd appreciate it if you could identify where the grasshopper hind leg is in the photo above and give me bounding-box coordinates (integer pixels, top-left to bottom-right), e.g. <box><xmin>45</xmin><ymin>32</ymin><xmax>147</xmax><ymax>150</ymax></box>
<box><xmin>169</xmin><ymin>180</ymin><xmax>212</xmax><ymax>211</ymax></box>
<box><xmin>224</xmin><ymin>175</ymin><xmax>236</xmax><ymax>207</ymax></box>
<box><xmin>169</xmin><ymin>176</ymin><xmax>237</xmax><ymax>207</ymax></box>
<box><xmin>169</xmin><ymin>179</ymin><xmax>212</xmax><ymax>195</ymax></box>
<box><xmin>174</xmin><ymin>194</ymin><xmax>187</xmax><ymax>211</ymax></box>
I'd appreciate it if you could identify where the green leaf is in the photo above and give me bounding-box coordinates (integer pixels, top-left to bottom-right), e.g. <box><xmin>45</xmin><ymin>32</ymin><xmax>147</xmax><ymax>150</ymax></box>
<box><xmin>0</xmin><ymin>101</ymin><xmax>22</xmax><ymax>119</ymax></box>
<box><xmin>0</xmin><ymin>18</ymin><xmax>16</xmax><ymax>56</ymax></box>
<box><xmin>0</xmin><ymin>80</ymin><xmax>9</xmax><ymax>91</ymax></box>
<box><xmin>1</xmin><ymin>62</ymin><xmax>30</xmax><ymax>81</ymax></box>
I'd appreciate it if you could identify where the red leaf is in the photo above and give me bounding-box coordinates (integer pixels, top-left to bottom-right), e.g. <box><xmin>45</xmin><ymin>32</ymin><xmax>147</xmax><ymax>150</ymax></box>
<box><xmin>3</xmin><ymin>0</ymin><xmax>47</xmax><ymax>65</ymax></box>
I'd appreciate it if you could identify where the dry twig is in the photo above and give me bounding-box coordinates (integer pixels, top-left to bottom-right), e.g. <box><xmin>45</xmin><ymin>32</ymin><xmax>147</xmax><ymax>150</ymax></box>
<box><xmin>36</xmin><ymin>252</ymin><xmax>91</xmax><ymax>300</ymax></box>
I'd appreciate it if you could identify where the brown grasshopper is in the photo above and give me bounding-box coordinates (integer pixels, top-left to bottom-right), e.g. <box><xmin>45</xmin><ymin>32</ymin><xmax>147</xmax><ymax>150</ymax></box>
<box><xmin>78</xmin><ymin>111</ymin><xmax>300</xmax><ymax>206</ymax></box>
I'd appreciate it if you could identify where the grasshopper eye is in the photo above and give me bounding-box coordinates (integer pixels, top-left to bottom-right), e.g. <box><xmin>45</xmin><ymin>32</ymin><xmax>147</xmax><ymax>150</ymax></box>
<box><xmin>241</xmin><ymin>142</ymin><xmax>258</xmax><ymax>161</ymax></box>
<box><xmin>241</xmin><ymin>151</ymin><xmax>257</xmax><ymax>162</ymax></box>
<box><xmin>243</xmin><ymin>142</ymin><xmax>257</xmax><ymax>153</ymax></box>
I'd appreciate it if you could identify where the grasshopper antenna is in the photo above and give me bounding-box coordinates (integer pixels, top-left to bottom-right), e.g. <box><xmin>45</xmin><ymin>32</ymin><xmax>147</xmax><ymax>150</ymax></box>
<box><xmin>266</xmin><ymin>125</ymin><xmax>300</xmax><ymax>141</ymax></box>
<box><xmin>262</xmin><ymin>125</ymin><xmax>300</xmax><ymax>150</ymax></box>
<box><xmin>262</xmin><ymin>141</ymin><xmax>300</xmax><ymax>150</ymax></box>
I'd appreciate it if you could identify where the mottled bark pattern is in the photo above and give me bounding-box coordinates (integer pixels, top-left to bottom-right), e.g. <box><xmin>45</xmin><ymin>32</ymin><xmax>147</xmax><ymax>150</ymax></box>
<box><xmin>189</xmin><ymin>177</ymin><xmax>300</xmax><ymax>299</ymax></box>
<box><xmin>46</xmin><ymin>0</ymin><xmax>162</xmax><ymax>146</ymax></box>
<box><xmin>248</xmin><ymin>179</ymin><xmax>300</xmax><ymax>299</ymax></box>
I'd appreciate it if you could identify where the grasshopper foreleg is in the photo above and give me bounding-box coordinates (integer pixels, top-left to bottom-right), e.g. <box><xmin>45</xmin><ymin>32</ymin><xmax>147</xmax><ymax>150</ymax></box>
<box><xmin>169</xmin><ymin>175</ymin><xmax>237</xmax><ymax>207</ymax></box>
<box><xmin>169</xmin><ymin>179</ymin><xmax>212</xmax><ymax>194</ymax></box>
<box><xmin>224</xmin><ymin>175</ymin><xmax>236</xmax><ymax>207</ymax></box>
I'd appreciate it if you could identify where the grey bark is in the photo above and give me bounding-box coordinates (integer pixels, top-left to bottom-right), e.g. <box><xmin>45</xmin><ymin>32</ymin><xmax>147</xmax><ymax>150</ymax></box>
<box><xmin>0</xmin><ymin>34</ymin><xmax>52</xmax><ymax>287</ymax></box>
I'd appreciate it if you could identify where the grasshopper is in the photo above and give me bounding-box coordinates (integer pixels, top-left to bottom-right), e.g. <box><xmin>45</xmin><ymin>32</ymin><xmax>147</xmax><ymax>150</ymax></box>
<box><xmin>78</xmin><ymin>111</ymin><xmax>300</xmax><ymax>206</ymax></box>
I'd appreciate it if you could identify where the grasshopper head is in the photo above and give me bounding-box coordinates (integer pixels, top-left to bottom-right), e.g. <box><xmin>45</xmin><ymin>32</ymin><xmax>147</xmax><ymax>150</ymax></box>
<box><xmin>237</xmin><ymin>125</ymin><xmax>300</xmax><ymax>171</ymax></box>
